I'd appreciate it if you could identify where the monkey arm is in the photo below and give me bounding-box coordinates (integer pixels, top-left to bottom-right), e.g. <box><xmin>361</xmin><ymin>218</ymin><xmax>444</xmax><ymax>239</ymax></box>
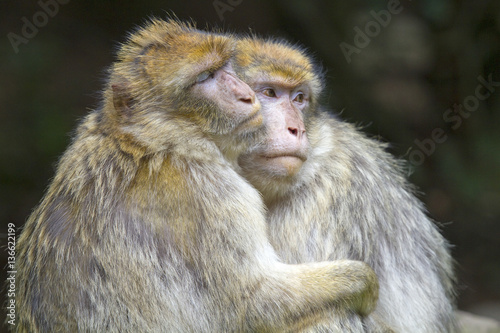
<box><xmin>137</xmin><ymin>157</ymin><xmax>380</xmax><ymax>331</ymax></box>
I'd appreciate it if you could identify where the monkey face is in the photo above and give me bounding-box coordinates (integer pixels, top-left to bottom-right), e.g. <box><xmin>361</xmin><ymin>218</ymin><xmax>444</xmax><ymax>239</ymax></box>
<box><xmin>234</xmin><ymin>38</ymin><xmax>323</xmax><ymax>187</ymax></box>
<box><xmin>134</xmin><ymin>27</ymin><xmax>263</xmax><ymax>138</ymax></box>
<box><xmin>188</xmin><ymin>62</ymin><xmax>263</xmax><ymax>137</ymax></box>
<box><xmin>238</xmin><ymin>80</ymin><xmax>310</xmax><ymax>180</ymax></box>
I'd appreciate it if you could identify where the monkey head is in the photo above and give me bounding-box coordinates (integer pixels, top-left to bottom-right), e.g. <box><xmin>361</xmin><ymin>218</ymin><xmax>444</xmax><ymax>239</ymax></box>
<box><xmin>102</xmin><ymin>19</ymin><xmax>262</xmax><ymax>158</ymax></box>
<box><xmin>234</xmin><ymin>38</ymin><xmax>324</xmax><ymax>197</ymax></box>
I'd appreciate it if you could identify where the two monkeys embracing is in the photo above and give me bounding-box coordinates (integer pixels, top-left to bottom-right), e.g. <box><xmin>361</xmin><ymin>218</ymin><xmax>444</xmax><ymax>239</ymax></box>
<box><xmin>15</xmin><ymin>19</ymin><xmax>455</xmax><ymax>332</ymax></box>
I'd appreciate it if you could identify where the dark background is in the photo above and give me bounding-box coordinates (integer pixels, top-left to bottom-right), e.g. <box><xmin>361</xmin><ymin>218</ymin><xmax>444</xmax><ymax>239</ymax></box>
<box><xmin>1</xmin><ymin>0</ymin><xmax>499</xmax><ymax>330</ymax></box>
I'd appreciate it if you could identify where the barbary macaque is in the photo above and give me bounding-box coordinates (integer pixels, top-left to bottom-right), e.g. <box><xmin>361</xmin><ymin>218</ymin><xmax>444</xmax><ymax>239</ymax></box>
<box><xmin>15</xmin><ymin>19</ymin><xmax>379</xmax><ymax>332</ymax></box>
<box><xmin>234</xmin><ymin>36</ymin><xmax>456</xmax><ymax>332</ymax></box>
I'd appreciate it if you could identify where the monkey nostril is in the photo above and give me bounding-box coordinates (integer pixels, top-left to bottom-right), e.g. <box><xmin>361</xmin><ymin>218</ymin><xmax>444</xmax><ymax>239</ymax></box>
<box><xmin>288</xmin><ymin>127</ymin><xmax>298</xmax><ymax>136</ymax></box>
<box><xmin>240</xmin><ymin>96</ymin><xmax>253</xmax><ymax>104</ymax></box>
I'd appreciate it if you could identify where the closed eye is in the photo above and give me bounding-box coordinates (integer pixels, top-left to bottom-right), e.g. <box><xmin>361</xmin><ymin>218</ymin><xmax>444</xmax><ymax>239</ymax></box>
<box><xmin>196</xmin><ymin>71</ymin><xmax>214</xmax><ymax>83</ymax></box>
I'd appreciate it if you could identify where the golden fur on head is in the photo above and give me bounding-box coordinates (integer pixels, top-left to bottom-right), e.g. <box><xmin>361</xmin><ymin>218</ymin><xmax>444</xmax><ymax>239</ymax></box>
<box><xmin>234</xmin><ymin>36</ymin><xmax>324</xmax><ymax>105</ymax></box>
<box><xmin>108</xmin><ymin>19</ymin><xmax>234</xmax><ymax>107</ymax></box>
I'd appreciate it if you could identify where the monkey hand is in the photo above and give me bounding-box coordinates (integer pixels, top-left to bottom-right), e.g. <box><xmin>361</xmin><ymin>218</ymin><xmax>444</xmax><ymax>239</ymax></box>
<box><xmin>363</xmin><ymin>312</ymin><xmax>397</xmax><ymax>333</ymax></box>
<box><xmin>345</xmin><ymin>260</ymin><xmax>379</xmax><ymax>317</ymax></box>
<box><xmin>292</xmin><ymin>260</ymin><xmax>379</xmax><ymax>318</ymax></box>
<box><xmin>322</xmin><ymin>260</ymin><xmax>379</xmax><ymax>317</ymax></box>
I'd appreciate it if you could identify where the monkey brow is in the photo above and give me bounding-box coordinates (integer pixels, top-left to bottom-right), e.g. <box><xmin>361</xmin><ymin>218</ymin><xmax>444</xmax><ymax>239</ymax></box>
<box><xmin>268</xmin><ymin>80</ymin><xmax>305</xmax><ymax>90</ymax></box>
<box><xmin>250</xmin><ymin>63</ymin><xmax>310</xmax><ymax>87</ymax></box>
<box><xmin>258</xmin><ymin>74</ymin><xmax>309</xmax><ymax>90</ymax></box>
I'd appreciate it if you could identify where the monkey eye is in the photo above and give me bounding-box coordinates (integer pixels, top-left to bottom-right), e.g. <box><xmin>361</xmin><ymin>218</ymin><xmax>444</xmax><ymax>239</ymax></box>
<box><xmin>262</xmin><ymin>88</ymin><xmax>277</xmax><ymax>98</ymax></box>
<box><xmin>196</xmin><ymin>71</ymin><xmax>214</xmax><ymax>83</ymax></box>
<box><xmin>294</xmin><ymin>93</ymin><xmax>305</xmax><ymax>103</ymax></box>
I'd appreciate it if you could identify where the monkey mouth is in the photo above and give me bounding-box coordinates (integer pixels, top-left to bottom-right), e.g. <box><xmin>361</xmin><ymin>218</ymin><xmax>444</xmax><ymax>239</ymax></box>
<box><xmin>254</xmin><ymin>153</ymin><xmax>307</xmax><ymax>177</ymax></box>
<box><xmin>260</xmin><ymin>152</ymin><xmax>307</xmax><ymax>161</ymax></box>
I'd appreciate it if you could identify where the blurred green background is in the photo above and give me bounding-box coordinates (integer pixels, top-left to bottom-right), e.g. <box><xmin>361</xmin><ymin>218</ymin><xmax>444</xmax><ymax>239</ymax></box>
<box><xmin>1</xmin><ymin>0</ymin><xmax>499</xmax><ymax>328</ymax></box>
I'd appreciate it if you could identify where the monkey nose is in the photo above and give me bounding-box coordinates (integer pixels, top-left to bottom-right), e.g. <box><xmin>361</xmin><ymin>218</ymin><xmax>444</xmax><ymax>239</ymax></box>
<box><xmin>239</xmin><ymin>90</ymin><xmax>255</xmax><ymax>104</ymax></box>
<box><xmin>239</xmin><ymin>96</ymin><xmax>252</xmax><ymax>104</ymax></box>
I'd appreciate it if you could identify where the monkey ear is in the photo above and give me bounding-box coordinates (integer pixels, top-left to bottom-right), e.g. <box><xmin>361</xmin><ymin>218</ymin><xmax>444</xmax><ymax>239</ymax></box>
<box><xmin>111</xmin><ymin>80</ymin><xmax>134</xmax><ymax>117</ymax></box>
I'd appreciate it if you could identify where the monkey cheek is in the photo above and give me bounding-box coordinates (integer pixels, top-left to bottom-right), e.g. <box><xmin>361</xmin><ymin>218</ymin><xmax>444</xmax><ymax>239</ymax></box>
<box><xmin>234</xmin><ymin>112</ymin><xmax>264</xmax><ymax>134</ymax></box>
<box><xmin>245</xmin><ymin>112</ymin><xmax>264</xmax><ymax>129</ymax></box>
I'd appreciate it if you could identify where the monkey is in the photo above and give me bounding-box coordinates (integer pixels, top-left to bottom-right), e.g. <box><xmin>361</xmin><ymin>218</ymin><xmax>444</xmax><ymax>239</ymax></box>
<box><xmin>14</xmin><ymin>19</ymin><xmax>381</xmax><ymax>332</ymax></box>
<box><xmin>233</xmin><ymin>36</ymin><xmax>457</xmax><ymax>332</ymax></box>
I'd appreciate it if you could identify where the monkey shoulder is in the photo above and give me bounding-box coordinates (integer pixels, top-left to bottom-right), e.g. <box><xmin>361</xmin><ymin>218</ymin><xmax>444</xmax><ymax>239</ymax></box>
<box><xmin>309</xmin><ymin>111</ymin><xmax>409</xmax><ymax>186</ymax></box>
